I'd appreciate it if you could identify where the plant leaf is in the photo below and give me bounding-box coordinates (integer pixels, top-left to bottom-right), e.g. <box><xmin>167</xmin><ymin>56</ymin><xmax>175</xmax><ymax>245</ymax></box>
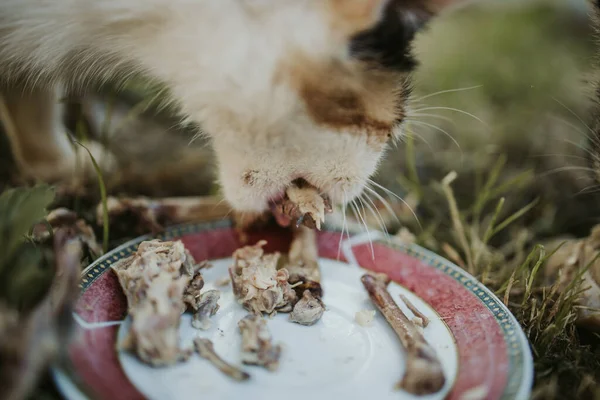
<box><xmin>0</xmin><ymin>185</ymin><xmax>55</xmax><ymax>271</ymax></box>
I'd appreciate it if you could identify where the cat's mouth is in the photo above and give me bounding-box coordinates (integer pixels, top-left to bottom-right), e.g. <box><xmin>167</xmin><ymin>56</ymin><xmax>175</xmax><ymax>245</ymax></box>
<box><xmin>270</xmin><ymin>201</ymin><xmax>293</xmax><ymax>228</ymax></box>
<box><xmin>268</xmin><ymin>191</ymin><xmax>293</xmax><ymax>228</ymax></box>
<box><xmin>267</xmin><ymin>180</ymin><xmax>333</xmax><ymax>229</ymax></box>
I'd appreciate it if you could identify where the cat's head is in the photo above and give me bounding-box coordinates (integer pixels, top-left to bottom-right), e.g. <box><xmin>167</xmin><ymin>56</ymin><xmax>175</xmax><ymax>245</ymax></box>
<box><xmin>205</xmin><ymin>0</ymin><xmax>464</xmax><ymax>218</ymax></box>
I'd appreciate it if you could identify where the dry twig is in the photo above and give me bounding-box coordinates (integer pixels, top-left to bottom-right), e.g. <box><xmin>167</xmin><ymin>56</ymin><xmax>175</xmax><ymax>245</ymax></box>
<box><xmin>399</xmin><ymin>294</ymin><xmax>430</xmax><ymax>328</ymax></box>
<box><xmin>97</xmin><ymin>196</ymin><xmax>231</xmax><ymax>234</ymax></box>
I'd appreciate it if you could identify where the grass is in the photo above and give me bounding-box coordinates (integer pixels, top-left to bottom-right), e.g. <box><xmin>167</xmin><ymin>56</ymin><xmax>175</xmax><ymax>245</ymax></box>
<box><xmin>389</xmin><ymin>142</ymin><xmax>600</xmax><ymax>399</ymax></box>
<box><xmin>73</xmin><ymin>141</ymin><xmax>109</xmax><ymax>254</ymax></box>
<box><xmin>377</xmin><ymin>1</ymin><xmax>600</xmax><ymax>397</ymax></box>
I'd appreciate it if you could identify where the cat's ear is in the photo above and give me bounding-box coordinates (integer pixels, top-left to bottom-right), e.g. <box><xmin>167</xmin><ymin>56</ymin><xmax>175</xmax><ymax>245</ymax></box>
<box><xmin>326</xmin><ymin>0</ymin><xmax>469</xmax><ymax>37</ymax></box>
<box><xmin>348</xmin><ymin>0</ymin><xmax>469</xmax><ymax>71</ymax></box>
<box><xmin>325</xmin><ymin>0</ymin><xmax>391</xmax><ymax>36</ymax></box>
<box><xmin>380</xmin><ymin>0</ymin><xmax>471</xmax><ymax>28</ymax></box>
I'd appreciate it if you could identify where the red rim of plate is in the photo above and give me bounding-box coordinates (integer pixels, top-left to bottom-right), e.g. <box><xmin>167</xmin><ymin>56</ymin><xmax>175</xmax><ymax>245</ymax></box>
<box><xmin>53</xmin><ymin>219</ymin><xmax>533</xmax><ymax>400</ymax></box>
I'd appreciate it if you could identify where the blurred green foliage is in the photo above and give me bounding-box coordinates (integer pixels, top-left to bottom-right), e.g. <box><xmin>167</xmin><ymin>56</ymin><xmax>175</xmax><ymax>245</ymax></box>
<box><xmin>0</xmin><ymin>185</ymin><xmax>55</xmax><ymax>311</ymax></box>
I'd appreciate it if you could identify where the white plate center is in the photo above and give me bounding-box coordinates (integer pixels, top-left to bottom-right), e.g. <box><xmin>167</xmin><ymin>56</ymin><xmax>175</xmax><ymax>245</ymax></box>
<box><xmin>118</xmin><ymin>258</ymin><xmax>459</xmax><ymax>400</ymax></box>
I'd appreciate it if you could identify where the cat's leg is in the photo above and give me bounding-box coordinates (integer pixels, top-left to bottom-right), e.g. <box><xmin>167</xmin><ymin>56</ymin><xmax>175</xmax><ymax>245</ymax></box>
<box><xmin>0</xmin><ymin>84</ymin><xmax>115</xmax><ymax>183</ymax></box>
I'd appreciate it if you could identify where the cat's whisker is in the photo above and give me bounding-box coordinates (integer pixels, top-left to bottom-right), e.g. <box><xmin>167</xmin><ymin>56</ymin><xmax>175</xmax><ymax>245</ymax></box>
<box><xmin>337</xmin><ymin>190</ymin><xmax>349</xmax><ymax>261</ymax></box>
<box><xmin>406</xmin><ymin>119</ymin><xmax>459</xmax><ymax>155</ymax></box>
<box><xmin>360</xmin><ymin>192</ymin><xmax>390</xmax><ymax>239</ymax></box>
<box><xmin>552</xmin><ymin>97</ymin><xmax>596</xmax><ymax>137</ymax></box>
<box><xmin>352</xmin><ymin>199</ymin><xmax>374</xmax><ymax>260</ymax></box>
<box><xmin>537</xmin><ymin>165</ymin><xmax>597</xmax><ymax>179</ymax></box>
<box><xmin>548</xmin><ymin>114</ymin><xmax>595</xmax><ymax>145</ymax></box>
<box><xmin>214</xmin><ymin>197</ymin><xmax>228</xmax><ymax>208</ymax></box>
<box><xmin>188</xmin><ymin>132</ymin><xmax>203</xmax><ymax>146</ymax></box>
<box><xmin>357</xmin><ymin>196</ymin><xmax>373</xmax><ymax>231</ymax></box>
<box><xmin>367</xmin><ymin>179</ymin><xmax>422</xmax><ymax>230</ymax></box>
<box><xmin>575</xmin><ymin>184</ymin><xmax>600</xmax><ymax>196</ymax></box>
<box><xmin>561</xmin><ymin>138</ymin><xmax>598</xmax><ymax>159</ymax></box>
<box><xmin>402</xmin><ymin>131</ymin><xmax>433</xmax><ymax>151</ymax></box>
<box><xmin>412</xmin><ymin>85</ymin><xmax>483</xmax><ymax>102</ymax></box>
<box><xmin>407</xmin><ymin>112</ymin><xmax>455</xmax><ymax>124</ymax></box>
<box><xmin>530</xmin><ymin>153</ymin><xmax>588</xmax><ymax>162</ymax></box>
<box><xmin>343</xmin><ymin>190</ymin><xmax>351</xmax><ymax>242</ymax></box>
<box><xmin>410</xmin><ymin>106</ymin><xmax>486</xmax><ymax>126</ymax></box>
<box><xmin>363</xmin><ymin>185</ymin><xmax>400</xmax><ymax>224</ymax></box>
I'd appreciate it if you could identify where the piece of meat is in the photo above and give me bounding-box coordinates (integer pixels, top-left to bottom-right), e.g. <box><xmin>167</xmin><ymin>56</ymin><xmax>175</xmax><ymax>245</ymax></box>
<box><xmin>191</xmin><ymin>290</ymin><xmax>221</xmax><ymax>330</ymax></box>
<box><xmin>284</xmin><ymin>226</ymin><xmax>326</xmax><ymax>325</ymax></box>
<box><xmin>194</xmin><ymin>338</ymin><xmax>250</xmax><ymax>381</ymax></box>
<box><xmin>238</xmin><ymin>314</ymin><xmax>282</xmax><ymax>371</ymax></box>
<box><xmin>182</xmin><ymin>270</ymin><xmax>205</xmax><ymax>311</ymax></box>
<box><xmin>355</xmin><ymin>310</ymin><xmax>376</xmax><ymax>327</ymax></box>
<box><xmin>361</xmin><ymin>273</ymin><xmax>445</xmax><ymax>395</ymax></box>
<box><xmin>289</xmin><ymin>290</ymin><xmax>325</xmax><ymax>326</ymax></box>
<box><xmin>285</xmin><ymin>226</ymin><xmax>323</xmax><ymax>299</ymax></box>
<box><xmin>273</xmin><ymin>180</ymin><xmax>332</xmax><ymax>230</ymax></box>
<box><xmin>112</xmin><ymin>239</ymin><xmax>207</xmax><ymax>366</ymax></box>
<box><xmin>118</xmin><ymin>270</ymin><xmax>190</xmax><ymax>367</ymax></box>
<box><xmin>229</xmin><ymin>241</ymin><xmax>297</xmax><ymax>316</ymax></box>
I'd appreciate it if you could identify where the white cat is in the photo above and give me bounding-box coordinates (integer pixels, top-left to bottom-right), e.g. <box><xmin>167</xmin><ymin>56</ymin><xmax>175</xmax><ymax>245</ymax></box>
<box><xmin>0</xmin><ymin>0</ymin><xmax>463</xmax><ymax>219</ymax></box>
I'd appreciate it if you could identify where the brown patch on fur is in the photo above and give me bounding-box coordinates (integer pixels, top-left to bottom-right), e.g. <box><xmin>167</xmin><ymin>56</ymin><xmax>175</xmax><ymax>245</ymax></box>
<box><xmin>279</xmin><ymin>53</ymin><xmax>405</xmax><ymax>147</ymax></box>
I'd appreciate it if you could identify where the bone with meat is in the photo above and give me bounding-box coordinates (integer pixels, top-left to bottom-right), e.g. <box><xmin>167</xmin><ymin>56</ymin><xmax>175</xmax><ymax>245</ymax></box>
<box><xmin>191</xmin><ymin>290</ymin><xmax>221</xmax><ymax>330</ymax></box>
<box><xmin>285</xmin><ymin>226</ymin><xmax>326</xmax><ymax>325</ymax></box>
<box><xmin>361</xmin><ymin>273</ymin><xmax>445</xmax><ymax>395</ymax></box>
<box><xmin>112</xmin><ymin>239</ymin><xmax>210</xmax><ymax>366</ymax></box>
<box><xmin>289</xmin><ymin>289</ymin><xmax>325</xmax><ymax>326</ymax></box>
<box><xmin>238</xmin><ymin>314</ymin><xmax>282</xmax><ymax>371</ymax></box>
<box><xmin>229</xmin><ymin>241</ymin><xmax>297</xmax><ymax>316</ymax></box>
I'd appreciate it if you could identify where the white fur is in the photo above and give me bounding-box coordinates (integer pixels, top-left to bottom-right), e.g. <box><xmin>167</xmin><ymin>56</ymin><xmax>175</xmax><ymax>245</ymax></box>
<box><xmin>0</xmin><ymin>0</ymin><xmax>392</xmax><ymax>212</ymax></box>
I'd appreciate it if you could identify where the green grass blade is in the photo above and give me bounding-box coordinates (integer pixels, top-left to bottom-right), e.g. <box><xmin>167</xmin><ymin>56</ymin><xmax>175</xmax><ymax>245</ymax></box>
<box><xmin>74</xmin><ymin>142</ymin><xmax>109</xmax><ymax>253</ymax></box>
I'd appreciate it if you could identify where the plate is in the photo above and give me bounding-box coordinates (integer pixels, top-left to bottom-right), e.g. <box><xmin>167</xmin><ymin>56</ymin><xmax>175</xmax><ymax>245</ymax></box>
<box><xmin>52</xmin><ymin>220</ymin><xmax>533</xmax><ymax>400</ymax></box>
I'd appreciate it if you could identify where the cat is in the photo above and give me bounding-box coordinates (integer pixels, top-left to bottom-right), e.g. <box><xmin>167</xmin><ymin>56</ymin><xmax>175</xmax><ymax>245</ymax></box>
<box><xmin>0</xmin><ymin>0</ymin><xmax>464</xmax><ymax>220</ymax></box>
